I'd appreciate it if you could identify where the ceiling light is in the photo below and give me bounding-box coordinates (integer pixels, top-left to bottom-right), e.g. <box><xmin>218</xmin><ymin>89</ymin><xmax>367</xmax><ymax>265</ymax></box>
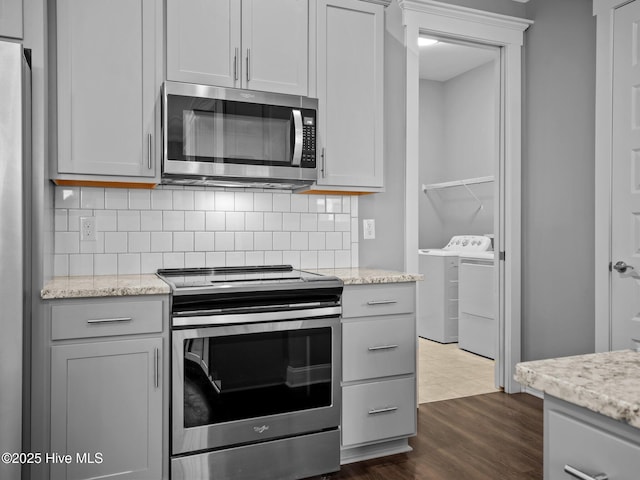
<box><xmin>418</xmin><ymin>37</ymin><xmax>439</xmax><ymax>47</ymax></box>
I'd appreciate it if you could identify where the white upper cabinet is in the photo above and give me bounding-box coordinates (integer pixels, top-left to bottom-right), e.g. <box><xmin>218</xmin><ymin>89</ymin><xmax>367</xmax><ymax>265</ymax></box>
<box><xmin>56</xmin><ymin>0</ymin><xmax>162</xmax><ymax>180</ymax></box>
<box><xmin>0</xmin><ymin>0</ymin><xmax>23</xmax><ymax>39</ymax></box>
<box><xmin>167</xmin><ymin>0</ymin><xmax>309</xmax><ymax>96</ymax></box>
<box><xmin>315</xmin><ymin>0</ymin><xmax>384</xmax><ymax>191</ymax></box>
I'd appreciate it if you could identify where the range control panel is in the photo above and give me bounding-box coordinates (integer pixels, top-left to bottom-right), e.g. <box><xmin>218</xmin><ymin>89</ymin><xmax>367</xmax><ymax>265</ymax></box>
<box><xmin>443</xmin><ymin>235</ymin><xmax>492</xmax><ymax>252</ymax></box>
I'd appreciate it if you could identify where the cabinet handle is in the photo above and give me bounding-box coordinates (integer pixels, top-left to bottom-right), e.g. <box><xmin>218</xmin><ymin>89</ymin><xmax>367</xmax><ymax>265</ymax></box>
<box><xmin>86</xmin><ymin>317</ymin><xmax>132</xmax><ymax>325</ymax></box>
<box><xmin>154</xmin><ymin>347</ymin><xmax>160</xmax><ymax>389</ymax></box>
<box><xmin>564</xmin><ymin>465</ymin><xmax>608</xmax><ymax>480</ymax></box>
<box><xmin>368</xmin><ymin>344</ymin><xmax>399</xmax><ymax>351</ymax></box>
<box><xmin>368</xmin><ymin>406</ymin><xmax>398</xmax><ymax>415</ymax></box>
<box><xmin>234</xmin><ymin>47</ymin><xmax>239</xmax><ymax>81</ymax></box>
<box><xmin>366</xmin><ymin>299</ymin><xmax>398</xmax><ymax>306</ymax></box>
<box><xmin>246</xmin><ymin>48</ymin><xmax>250</xmax><ymax>82</ymax></box>
<box><xmin>147</xmin><ymin>133</ymin><xmax>152</xmax><ymax>170</ymax></box>
<box><xmin>321</xmin><ymin>148</ymin><xmax>326</xmax><ymax>178</ymax></box>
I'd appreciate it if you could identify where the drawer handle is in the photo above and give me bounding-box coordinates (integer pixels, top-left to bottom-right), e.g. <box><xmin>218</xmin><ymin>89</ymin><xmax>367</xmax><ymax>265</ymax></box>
<box><xmin>368</xmin><ymin>344</ymin><xmax>399</xmax><ymax>351</ymax></box>
<box><xmin>366</xmin><ymin>300</ymin><xmax>398</xmax><ymax>306</ymax></box>
<box><xmin>564</xmin><ymin>465</ymin><xmax>608</xmax><ymax>480</ymax></box>
<box><xmin>368</xmin><ymin>406</ymin><xmax>398</xmax><ymax>415</ymax></box>
<box><xmin>86</xmin><ymin>317</ymin><xmax>133</xmax><ymax>325</ymax></box>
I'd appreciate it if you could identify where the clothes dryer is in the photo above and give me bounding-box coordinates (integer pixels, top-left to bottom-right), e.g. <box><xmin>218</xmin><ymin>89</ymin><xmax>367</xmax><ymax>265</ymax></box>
<box><xmin>417</xmin><ymin>236</ymin><xmax>492</xmax><ymax>343</ymax></box>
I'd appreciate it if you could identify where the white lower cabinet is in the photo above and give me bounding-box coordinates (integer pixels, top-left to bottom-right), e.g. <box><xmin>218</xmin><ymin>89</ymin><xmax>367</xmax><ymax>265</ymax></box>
<box><xmin>33</xmin><ymin>296</ymin><xmax>169</xmax><ymax>480</ymax></box>
<box><xmin>545</xmin><ymin>396</ymin><xmax>640</xmax><ymax>479</ymax></box>
<box><xmin>340</xmin><ymin>283</ymin><xmax>417</xmax><ymax>463</ymax></box>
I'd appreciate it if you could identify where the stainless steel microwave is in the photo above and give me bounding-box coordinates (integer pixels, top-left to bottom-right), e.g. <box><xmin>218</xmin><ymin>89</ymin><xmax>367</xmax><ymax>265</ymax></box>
<box><xmin>162</xmin><ymin>82</ymin><xmax>318</xmax><ymax>189</ymax></box>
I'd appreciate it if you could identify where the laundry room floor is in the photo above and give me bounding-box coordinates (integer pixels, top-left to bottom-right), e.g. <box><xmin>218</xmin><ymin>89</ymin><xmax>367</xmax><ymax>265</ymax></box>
<box><xmin>419</xmin><ymin>338</ymin><xmax>500</xmax><ymax>403</ymax></box>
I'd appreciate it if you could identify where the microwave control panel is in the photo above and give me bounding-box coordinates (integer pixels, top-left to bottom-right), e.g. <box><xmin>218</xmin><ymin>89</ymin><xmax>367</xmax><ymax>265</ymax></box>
<box><xmin>302</xmin><ymin>115</ymin><xmax>316</xmax><ymax>167</ymax></box>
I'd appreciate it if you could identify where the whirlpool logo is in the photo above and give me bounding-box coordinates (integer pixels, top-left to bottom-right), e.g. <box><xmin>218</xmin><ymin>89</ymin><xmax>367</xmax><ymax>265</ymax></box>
<box><xmin>253</xmin><ymin>425</ymin><xmax>270</xmax><ymax>434</ymax></box>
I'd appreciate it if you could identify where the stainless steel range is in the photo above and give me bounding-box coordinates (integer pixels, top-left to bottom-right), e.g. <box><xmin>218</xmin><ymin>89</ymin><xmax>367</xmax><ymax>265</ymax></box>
<box><xmin>157</xmin><ymin>265</ymin><xmax>343</xmax><ymax>480</ymax></box>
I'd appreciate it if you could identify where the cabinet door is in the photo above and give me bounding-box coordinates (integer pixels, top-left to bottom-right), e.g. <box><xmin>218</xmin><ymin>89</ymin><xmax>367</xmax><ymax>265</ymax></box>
<box><xmin>57</xmin><ymin>0</ymin><xmax>161</xmax><ymax>178</ymax></box>
<box><xmin>166</xmin><ymin>0</ymin><xmax>241</xmax><ymax>87</ymax></box>
<box><xmin>241</xmin><ymin>0</ymin><xmax>308</xmax><ymax>95</ymax></box>
<box><xmin>50</xmin><ymin>338</ymin><xmax>162</xmax><ymax>480</ymax></box>
<box><xmin>317</xmin><ymin>0</ymin><xmax>384</xmax><ymax>188</ymax></box>
<box><xmin>0</xmin><ymin>0</ymin><xmax>22</xmax><ymax>38</ymax></box>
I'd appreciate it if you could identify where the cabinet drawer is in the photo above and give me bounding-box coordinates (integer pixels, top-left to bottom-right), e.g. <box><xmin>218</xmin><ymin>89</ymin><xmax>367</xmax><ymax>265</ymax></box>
<box><xmin>343</xmin><ymin>316</ymin><xmax>415</xmax><ymax>382</ymax></box>
<box><xmin>546</xmin><ymin>402</ymin><xmax>640</xmax><ymax>479</ymax></box>
<box><xmin>341</xmin><ymin>377</ymin><xmax>416</xmax><ymax>447</ymax></box>
<box><xmin>343</xmin><ymin>283</ymin><xmax>415</xmax><ymax>318</ymax></box>
<box><xmin>51</xmin><ymin>299</ymin><xmax>163</xmax><ymax>340</ymax></box>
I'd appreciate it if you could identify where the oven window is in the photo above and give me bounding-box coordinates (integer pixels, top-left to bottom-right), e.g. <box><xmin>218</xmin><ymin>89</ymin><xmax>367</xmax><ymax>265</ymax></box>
<box><xmin>183</xmin><ymin>328</ymin><xmax>332</xmax><ymax>428</ymax></box>
<box><xmin>167</xmin><ymin>94</ymin><xmax>292</xmax><ymax>166</ymax></box>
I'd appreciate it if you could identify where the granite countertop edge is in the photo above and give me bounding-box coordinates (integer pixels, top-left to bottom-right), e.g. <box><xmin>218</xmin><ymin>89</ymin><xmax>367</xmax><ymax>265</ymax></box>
<box><xmin>515</xmin><ymin>350</ymin><xmax>640</xmax><ymax>429</ymax></box>
<box><xmin>310</xmin><ymin>268</ymin><xmax>423</xmax><ymax>285</ymax></box>
<box><xmin>41</xmin><ymin>274</ymin><xmax>170</xmax><ymax>300</ymax></box>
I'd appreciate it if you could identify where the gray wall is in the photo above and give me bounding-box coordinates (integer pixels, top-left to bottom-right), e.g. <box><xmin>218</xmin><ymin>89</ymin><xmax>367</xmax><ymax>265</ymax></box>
<box><xmin>360</xmin><ymin>0</ymin><xmax>597</xmax><ymax>362</ymax></box>
<box><xmin>418</xmin><ymin>62</ymin><xmax>496</xmax><ymax>249</ymax></box>
<box><xmin>521</xmin><ymin>0</ymin><xmax>596</xmax><ymax>360</ymax></box>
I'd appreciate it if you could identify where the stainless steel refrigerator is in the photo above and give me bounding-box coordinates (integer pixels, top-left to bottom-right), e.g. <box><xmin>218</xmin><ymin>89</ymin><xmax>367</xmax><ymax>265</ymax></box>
<box><xmin>0</xmin><ymin>40</ymin><xmax>31</xmax><ymax>480</ymax></box>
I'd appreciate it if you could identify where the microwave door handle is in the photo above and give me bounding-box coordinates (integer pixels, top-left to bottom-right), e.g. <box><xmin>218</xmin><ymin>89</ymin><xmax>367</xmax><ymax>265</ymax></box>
<box><xmin>292</xmin><ymin>109</ymin><xmax>303</xmax><ymax>166</ymax></box>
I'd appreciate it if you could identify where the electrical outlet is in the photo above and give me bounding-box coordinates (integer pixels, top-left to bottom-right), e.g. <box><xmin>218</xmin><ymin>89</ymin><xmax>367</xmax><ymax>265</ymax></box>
<box><xmin>80</xmin><ymin>216</ymin><xmax>96</xmax><ymax>242</ymax></box>
<box><xmin>363</xmin><ymin>219</ymin><xmax>376</xmax><ymax>240</ymax></box>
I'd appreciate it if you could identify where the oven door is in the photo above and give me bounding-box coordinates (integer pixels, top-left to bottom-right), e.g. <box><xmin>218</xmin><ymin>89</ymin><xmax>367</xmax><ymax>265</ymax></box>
<box><xmin>171</xmin><ymin>314</ymin><xmax>341</xmax><ymax>455</ymax></box>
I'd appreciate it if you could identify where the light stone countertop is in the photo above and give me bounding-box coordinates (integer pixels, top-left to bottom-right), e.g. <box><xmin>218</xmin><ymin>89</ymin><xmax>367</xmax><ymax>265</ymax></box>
<box><xmin>515</xmin><ymin>350</ymin><xmax>640</xmax><ymax>428</ymax></box>
<box><xmin>41</xmin><ymin>274</ymin><xmax>170</xmax><ymax>299</ymax></box>
<box><xmin>310</xmin><ymin>268</ymin><xmax>423</xmax><ymax>285</ymax></box>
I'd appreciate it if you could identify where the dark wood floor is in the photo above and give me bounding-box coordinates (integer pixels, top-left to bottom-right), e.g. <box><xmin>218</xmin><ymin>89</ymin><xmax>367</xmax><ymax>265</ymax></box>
<box><xmin>329</xmin><ymin>392</ymin><xmax>543</xmax><ymax>480</ymax></box>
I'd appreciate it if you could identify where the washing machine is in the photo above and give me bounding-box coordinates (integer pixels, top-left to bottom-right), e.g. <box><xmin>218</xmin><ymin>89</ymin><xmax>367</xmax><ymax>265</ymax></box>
<box><xmin>458</xmin><ymin>251</ymin><xmax>496</xmax><ymax>359</ymax></box>
<box><xmin>417</xmin><ymin>235</ymin><xmax>492</xmax><ymax>343</ymax></box>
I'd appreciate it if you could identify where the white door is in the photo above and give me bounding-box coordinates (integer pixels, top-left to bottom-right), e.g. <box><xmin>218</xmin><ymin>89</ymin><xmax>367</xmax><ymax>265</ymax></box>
<box><xmin>611</xmin><ymin>0</ymin><xmax>640</xmax><ymax>350</ymax></box>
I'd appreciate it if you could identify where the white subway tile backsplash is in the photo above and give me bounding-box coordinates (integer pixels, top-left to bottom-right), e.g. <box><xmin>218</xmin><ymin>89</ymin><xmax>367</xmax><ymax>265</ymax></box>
<box><xmin>291</xmin><ymin>195</ymin><xmax>308</xmax><ymax>213</ymax></box>
<box><xmin>283</xmin><ymin>213</ymin><xmax>300</xmax><ymax>231</ymax></box>
<box><xmin>163</xmin><ymin>211</ymin><xmax>185</xmax><ymax>231</ymax></box>
<box><xmin>173</xmin><ymin>190</ymin><xmax>195</xmax><ymax>210</ymax></box>
<box><xmin>118</xmin><ymin>210</ymin><xmax>141</xmax><ymax>231</ymax></box>
<box><xmin>54</xmin><ymin>187</ymin><xmax>359</xmax><ymax>274</ymax></box>
<box><xmin>216</xmin><ymin>232</ymin><xmax>235</xmax><ymax>251</ymax></box>
<box><xmin>118</xmin><ymin>253</ymin><xmax>141</xmax><ymax>275</ymax></box>
<box><xmin>80</xmin><ymin>188</ymin><xmax>105</xmax><ymax>209</ymax></box>
<box><xmin>245</xmin><ymin>212</ymin><xmax>264</xmax><ymax>231</ymax></box>
<box><xmin>140</xmin><ymin>210</ymin><xmax>163</xmax><ymax>231</ymax></box>
<box><xmin>94</xmin><ymin>254</ymin><xmax>118</xmax><ymax>275</ymax></box>
<box><xmin>174</xmin><ymin>232</ymin><xmax>194</xmax><ymax>252</ymax></box>
<box><xmin>151</xmin><ymin>232</ymin><xmax>173</xmax><ymax>252</ymax></box>
<box><xmin>69</xmin><ymin>254</ymin><xmax>94</xmax><ymax>276</ymax></box>
<box><xmin>273</xmin><ymin>193</ymin><xmax>291</xmax><ymax>212</ymax></box>
<box><xmin>96</xmin><ymin>210</ymin><xmax>117</xmax><ymax>232</ymax></box>
<box><xmin>291</xmin><ymin>232</ymin><xmax>308</xmax><ymax>251</ymax></box>
<box><xmin>129</xmin><ymin>190</ymin><xmax>151</xmax><ymax>210</ymax></box>
<box><xmin>194</xmin><ymin>232</ymin><xmax>215</xmax><ymax>251</ymax></box>
<box><xmin>129</xmin><ymin>232</ymin><xmax>151</xmax><ymax>253</ymax></box>
<box><xmin>194</xmin><ymin>190</ymin><xmax>215</xmax><ymax>210</ymax></box>
<box><xmin>205</xmin><ymin>211</ymin><xmax>226</xmax><ymax>231</ymax></box>
<box><xmin>264</xmin><ymin>212</ymin><xmax>283</xmax><ymax>231</ymax></box>
<box><xmin>104</xmin><ymin>232</ymin><xmax>127</xmax><ymax>253</ymax></box>
<box><xmin>151</xmin><ymin>189</ymin><xmax>173</xmax><ymax>210</ymax></box>
<box><xmin>105</xmin><ymin>189</ymin><xmax>128</xmax><ymax>210</ymax></box>
<box><xmin>215</xmin><ymin>191</ymin><xmax>235</xmax><ymax>211</ymax></box>
<box><xmin>226</xmin><ymin>212</ymin><xmax>245</xmax><ymax>231</ymax></box>
<box><xmin>253</xmin><ymin>192</ymin><xmax>273</xmax><ymax>212</ymax></box>
<box><xmin>55</xmin><ymin>232</ymin><xmax>80</xmax><ymax>254</ymax></box>
<box><xmin>55</xmin><ymin>187</ymin><xmax>80</xmax><ymax>209</ymax></box>
<box><xmin>185</xmin><ymin>211</ymin><xmax>205</xmax><ymax>231</ymax></box>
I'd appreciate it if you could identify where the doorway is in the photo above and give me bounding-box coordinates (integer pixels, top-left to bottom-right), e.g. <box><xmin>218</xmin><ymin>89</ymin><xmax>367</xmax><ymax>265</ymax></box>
<box><xmin>416</xmin><ymin>37</ymin><xmax>500</xmax><ymax>402</ymax></box>
<box><xmin>401</xmin><ymin>1</ymin><xmax>532</xmax><ymax>394</ymax></box>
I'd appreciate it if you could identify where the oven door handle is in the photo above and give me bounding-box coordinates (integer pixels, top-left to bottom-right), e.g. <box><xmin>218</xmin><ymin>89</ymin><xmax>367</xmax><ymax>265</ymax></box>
<box><xmin>172</xmin><ymin>306</ymin><xmax>341</xmax><ymax>328</ymax></box>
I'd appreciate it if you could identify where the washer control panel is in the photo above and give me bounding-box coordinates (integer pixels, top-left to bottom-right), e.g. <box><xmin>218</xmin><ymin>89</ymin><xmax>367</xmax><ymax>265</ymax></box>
<box><xmin>443</xmin><ymin>235</ymin><xmax>492</xmax><ymax>251</ymax></box>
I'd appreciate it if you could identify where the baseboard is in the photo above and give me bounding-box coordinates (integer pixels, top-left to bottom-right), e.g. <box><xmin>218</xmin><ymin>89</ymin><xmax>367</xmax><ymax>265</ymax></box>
<box><xmin>340</xmin><ymin>438</ymin><xmax>412</xmax><ymax>465</ymax></box>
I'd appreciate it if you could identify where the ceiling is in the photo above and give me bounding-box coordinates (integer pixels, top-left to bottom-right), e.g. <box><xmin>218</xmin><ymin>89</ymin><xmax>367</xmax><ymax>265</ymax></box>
<box><xmin>419</xmin><ymin>40</ymin><xmax>498</xmax><ymax>82</ymax></box>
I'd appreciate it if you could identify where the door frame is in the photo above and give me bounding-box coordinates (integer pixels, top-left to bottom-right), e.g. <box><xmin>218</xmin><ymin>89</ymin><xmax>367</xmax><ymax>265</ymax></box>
<box><xmin>399</xmin><ymin>0</ymin><xmax>532</xmax><ymax>393</ymax></box>
<box><xmin>593</xmin><ymin>0</ymin><xmax>635</xmax><ymax>352</ymax></box>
